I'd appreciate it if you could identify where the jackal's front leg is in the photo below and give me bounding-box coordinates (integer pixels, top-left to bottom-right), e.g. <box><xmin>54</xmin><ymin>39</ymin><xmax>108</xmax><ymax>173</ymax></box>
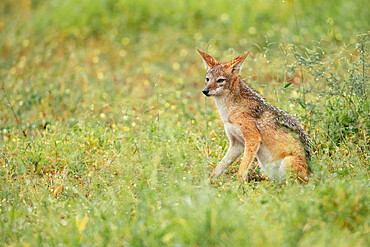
<box><xmin>209</xmin><ymin>142</ymin><xmax>243</xmax><ymax>182</ymax></box>
<box><xmin>237</xmin><ymin>140</ymin><xmax>260</xmax><ymax>182</ymax></box>
<box><xmin>236</xmin><ymin>120</ymin><xmax>262</xmax><ymax>182</ymax></box>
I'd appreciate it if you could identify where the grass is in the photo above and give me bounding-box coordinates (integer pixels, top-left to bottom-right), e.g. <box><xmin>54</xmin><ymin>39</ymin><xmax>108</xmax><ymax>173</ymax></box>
<box><xmin>0</xmin><ymin>0</ymin><xmax>369</xmax><ymax>246</ymax></box>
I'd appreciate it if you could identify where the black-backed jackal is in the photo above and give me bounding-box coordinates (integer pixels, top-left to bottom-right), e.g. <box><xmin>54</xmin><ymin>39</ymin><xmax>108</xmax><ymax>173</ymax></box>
<box><xmin>197</xmin><ymin>49</ymin><xmax>312</xmax><ymax>183</ymax></box>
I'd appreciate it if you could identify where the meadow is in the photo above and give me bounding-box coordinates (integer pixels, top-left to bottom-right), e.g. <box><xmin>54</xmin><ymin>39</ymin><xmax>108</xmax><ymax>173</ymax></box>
<box><xmin>0</xmin><ymin>0</ymin><xmax>369</xmax><ymax>246</ymax></box>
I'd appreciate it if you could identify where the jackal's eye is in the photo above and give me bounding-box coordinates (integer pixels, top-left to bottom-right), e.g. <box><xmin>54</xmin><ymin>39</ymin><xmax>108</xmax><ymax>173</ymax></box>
<box><xmin>217</xmin><ymin>78</ymin><xmax>225</xmax><ymax>83</ymax></box>
<box><xmin>205</xmin><ymin>77</ymin><xmax>209</xmax><ymax>82</ymax></box>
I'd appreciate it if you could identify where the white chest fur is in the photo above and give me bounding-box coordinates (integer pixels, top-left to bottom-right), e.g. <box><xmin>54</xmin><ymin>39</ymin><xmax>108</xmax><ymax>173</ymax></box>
<box><xmin>214</xmin><ymin>97</ymin><xmax>245</xmax><ymax>144</ymax></box>
<box><xmin>213</xmin><ymin>97</ymin><xmax>229</xmax><ymax>123</ymax></box>
<box><xmin>224</xmin><ymin>122</ymin><xmax>245</xmax><ymax>144</ymax></box>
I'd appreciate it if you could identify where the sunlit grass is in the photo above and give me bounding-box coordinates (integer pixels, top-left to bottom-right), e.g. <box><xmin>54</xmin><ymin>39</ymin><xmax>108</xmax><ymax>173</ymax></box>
<box><xmin>0</xmin><ymin>0</ymin><xmax>369</xmax><ymax>246</ymax></box>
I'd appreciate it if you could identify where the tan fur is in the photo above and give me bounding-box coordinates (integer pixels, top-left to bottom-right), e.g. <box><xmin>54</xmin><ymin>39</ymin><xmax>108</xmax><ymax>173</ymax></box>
<box><xmin>197</xmin><ymin>49</ymin><xmax>312</xmax><ymax>183</ymax></box>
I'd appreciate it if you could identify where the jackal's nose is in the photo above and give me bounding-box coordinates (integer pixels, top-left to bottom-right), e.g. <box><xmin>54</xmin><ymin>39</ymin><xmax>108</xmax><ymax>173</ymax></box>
<box><xmin>202</xmin><ymin>90</ymin><xmax>209</xmax><ymax>96</ymax></box>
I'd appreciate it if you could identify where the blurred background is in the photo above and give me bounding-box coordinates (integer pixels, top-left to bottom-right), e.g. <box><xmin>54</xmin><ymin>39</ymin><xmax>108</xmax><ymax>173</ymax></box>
<box><xmin>0</xmin><ymin>1</ymin><xmax>368</xmax><ymax>246</ymax></box>
<box><xmin>1</xmin><ymin>0</ymin><xmax>368</xmax><ymax>128</ymax></box>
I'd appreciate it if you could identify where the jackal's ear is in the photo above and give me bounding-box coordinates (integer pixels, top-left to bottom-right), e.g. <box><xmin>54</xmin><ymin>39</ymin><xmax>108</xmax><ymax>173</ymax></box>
<box><xmin>197</xmin><ymin>48</ymin><xmax>220</xmax><ymax>70</ymax></box>
<box><xmin>224</xmin><ymin>51</ymin><xmax>251</xmax><ymax>74</ymax></box>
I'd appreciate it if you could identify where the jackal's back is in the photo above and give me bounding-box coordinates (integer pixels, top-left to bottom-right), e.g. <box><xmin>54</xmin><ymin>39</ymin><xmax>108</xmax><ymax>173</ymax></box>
<box><xmin>240</xmin><ymin>81</ymin><xmax>311</xmax><ymax>161</ymax></box>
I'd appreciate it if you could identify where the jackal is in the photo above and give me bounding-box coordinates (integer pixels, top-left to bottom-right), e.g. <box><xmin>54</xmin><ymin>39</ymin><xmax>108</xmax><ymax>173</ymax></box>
<box><xmin>197</xmin><ymin>49</ymin><xmax>312</xmax><ymax>183</ymax></box>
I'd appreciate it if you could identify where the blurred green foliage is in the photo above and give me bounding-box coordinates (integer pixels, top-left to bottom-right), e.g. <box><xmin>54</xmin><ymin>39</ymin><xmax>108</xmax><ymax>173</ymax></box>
<box><xmin>0</xmin><ymin>0</ymin><xmax>369</xmax><ymax>246</ymax></box>
<box><xmin>1</xmin><ymin>0</ymin><xmax>369</xmax><ymax>44</ymax></box>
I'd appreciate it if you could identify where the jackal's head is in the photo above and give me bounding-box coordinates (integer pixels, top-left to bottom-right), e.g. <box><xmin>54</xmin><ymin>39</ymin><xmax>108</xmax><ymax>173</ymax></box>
<box><xmin>197</xmin><ymin>49</ymin><xmax>250</xmax><ymax>97</ymax></box>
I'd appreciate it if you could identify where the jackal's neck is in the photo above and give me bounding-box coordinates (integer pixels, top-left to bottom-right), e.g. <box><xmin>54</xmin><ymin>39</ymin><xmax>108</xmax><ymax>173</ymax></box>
<box><xmin>235</xmin><ymin>77</ymin><xmax>266</xmax><ymax>103</ymax></box>
<box><xmin>213</xmin><ymin>95</ymin><xmax>230</xmax><ymax>123</ymax></box>
<box><xmin>225</xmin><ymin>77</ymin><xmax>265</xmax><ymax>104</ymax></box>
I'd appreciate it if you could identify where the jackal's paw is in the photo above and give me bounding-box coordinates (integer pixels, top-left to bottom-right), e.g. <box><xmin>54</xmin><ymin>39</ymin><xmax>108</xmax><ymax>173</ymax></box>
<box><xmin>237</xmin><ymin>171</ymin><xmax>248</xmax><ymax>183</ymax></box>
<box><xmin>209</xmin><ymin>169</ymin><xmax>221</xmax><ymax>183</ymax></box>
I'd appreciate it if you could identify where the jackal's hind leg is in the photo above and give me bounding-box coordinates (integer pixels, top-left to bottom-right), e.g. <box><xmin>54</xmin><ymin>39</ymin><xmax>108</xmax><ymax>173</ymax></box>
<box><xmin>279</xmin><ymin>156</ymin><xmax>311</xmax><ymax>183</ymax></box>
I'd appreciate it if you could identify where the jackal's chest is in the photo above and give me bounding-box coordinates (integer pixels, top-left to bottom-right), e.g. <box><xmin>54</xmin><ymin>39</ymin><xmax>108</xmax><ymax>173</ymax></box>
<box><xmin>213</xmin><ymin>97</ymin><xmax>230</xmax><ymax>123</ymax></box>
<box><xmin>224</xmin><ymin>122</ymin><xmax>245</xmax><ymax>144</ymax></box>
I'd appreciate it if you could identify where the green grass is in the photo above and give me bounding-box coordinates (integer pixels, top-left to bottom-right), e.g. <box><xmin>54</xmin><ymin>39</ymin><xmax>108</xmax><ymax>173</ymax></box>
<box><xmin>0</xmin><ymin>0</ymin><xmax>369</xmax><ymax>246</ymax></box>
